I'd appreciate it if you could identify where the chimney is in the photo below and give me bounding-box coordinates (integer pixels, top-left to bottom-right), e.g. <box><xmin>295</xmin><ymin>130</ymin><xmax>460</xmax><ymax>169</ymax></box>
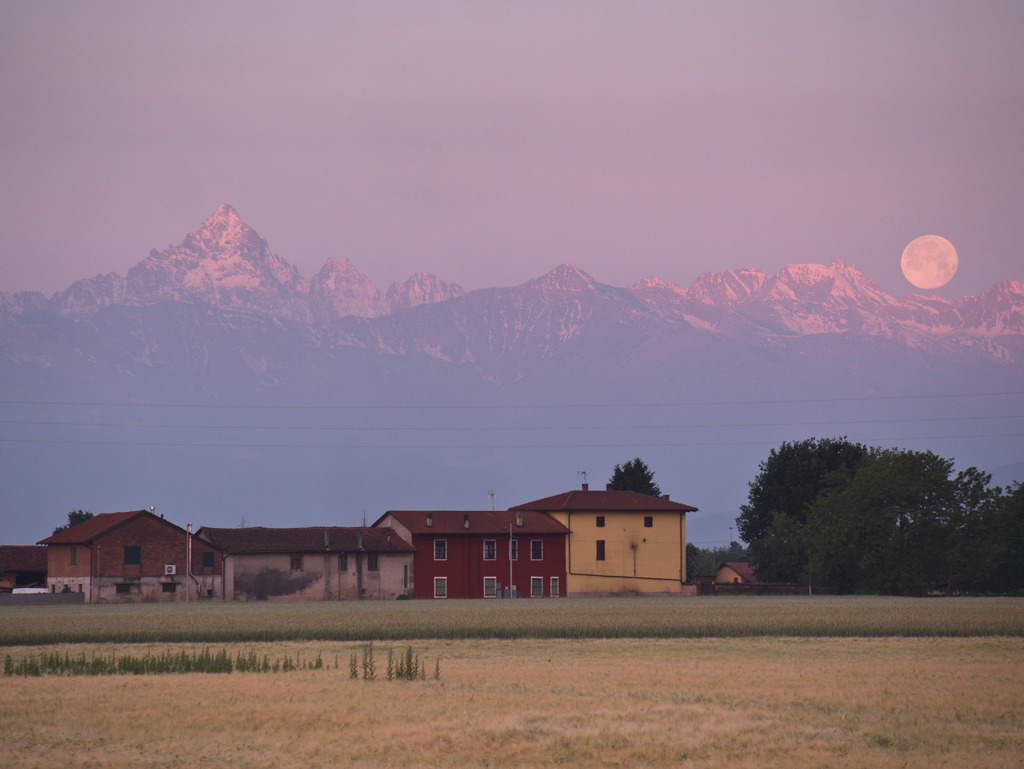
<box><xmin>426</xmin><ymin>513</ymin><xmax>433</xmax><ymax>528</ymax></box>
<box><xmin>662</xmin><ymin>494</ymin><xmax>670</xmax><ymax>500</ymax></box>
<box><xmin>582</xmin><ymin>483</ymin><xmax>589</xmax><ymax>491</ymax></box>
<box><xmin>516</xmin><ymin>511</ymin><xmax>523</xmax><ymax>528</ymax></box>
<box><xmin>606</xmin><ymin>483</ymin><xmax>612</xmax><ymax>491</ymax></box>
<box><xmin>463</xmin><ymin>514</ymin><xmax>470</xmax><ymax>529</ymax></box>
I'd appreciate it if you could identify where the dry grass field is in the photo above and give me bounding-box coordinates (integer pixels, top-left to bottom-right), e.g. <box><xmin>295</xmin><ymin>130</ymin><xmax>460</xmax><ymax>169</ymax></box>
<box><xmin>2</xmin><ymin>598</ymin><xmax>1023</xmax><ymax>767</ymax></box>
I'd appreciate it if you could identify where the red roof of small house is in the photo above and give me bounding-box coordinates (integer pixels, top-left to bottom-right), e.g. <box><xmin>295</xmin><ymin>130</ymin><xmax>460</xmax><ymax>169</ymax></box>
<box><xmin>510</xmin><ymin>488</ymin><xmax>698</xmax><ymax>513</ymax></box>
<box><xmin>36</xmin><ymin>511</ymin><xmax>168</xmax><ymax>545</ymax></box>
<box><xmin>197</xmin><ymin>526</ymin><xmax>414</xmax><ymax>554</ymax></box>
<box><xmin>378</xmin><ymin>510</ymin><xmax>569</xmax><ymax>536</ymax></box>
<box><xmin>719</xmin><ymin>562</ymin><xmax>758</xmax><ymax>583</ymax></box>
<box><xmin>0</xmin><ymin>545</ymin><xmax>48</xmax><ymax>572</ymax></box>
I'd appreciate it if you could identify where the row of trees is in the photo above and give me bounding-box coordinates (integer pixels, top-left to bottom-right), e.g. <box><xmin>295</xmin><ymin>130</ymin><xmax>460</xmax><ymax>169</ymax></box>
<box><xmin>737</xmin><ymin>438</ymin><xmax>1024</xmax><ymax>595</ymax></box>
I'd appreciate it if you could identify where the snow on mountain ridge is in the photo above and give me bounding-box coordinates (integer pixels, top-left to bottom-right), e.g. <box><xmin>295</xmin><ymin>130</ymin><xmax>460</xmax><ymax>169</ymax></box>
<box><xmin>386</xmin><ymin>272</ymin><xmax>466</xmax><ymax>312</ymax></box>
<box><xmin>12</xmin><ymin>205</ymin><xmax>1024</xmax><ymax>363</ymax></box>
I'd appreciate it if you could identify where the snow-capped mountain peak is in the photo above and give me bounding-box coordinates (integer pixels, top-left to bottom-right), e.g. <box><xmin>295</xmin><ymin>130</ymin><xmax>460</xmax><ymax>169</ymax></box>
<box><xmin>525</xmin><ymin>263</ymin><xmax>598</xmax><ymax>291</ymax></box>
<box><xmin>386</xmin><ymin>273</ymin><xmax>465</xmax><ymax>312</ymax></box>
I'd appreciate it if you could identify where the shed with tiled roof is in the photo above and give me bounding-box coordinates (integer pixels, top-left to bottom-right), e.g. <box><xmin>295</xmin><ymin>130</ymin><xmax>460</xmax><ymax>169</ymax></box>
<box><xmin>196</xmin><ymin>525</ymin><xmax>414</xmax><ymax>601</ymax></box>
<box><xmin>0</xmin><ymin>545</ymin><xmax>48</xmax><ymax>592</ymax></box>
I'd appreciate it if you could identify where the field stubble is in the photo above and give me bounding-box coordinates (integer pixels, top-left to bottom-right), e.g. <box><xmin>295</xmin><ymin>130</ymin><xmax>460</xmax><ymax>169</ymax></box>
<box><xmin>2</xmin><ymin>597</ymin><xmax>1022</xmax><ymax>768</ymax></box>
<box><xmin>2</xmin><ymin>637</ymin><xmax>1021</xmax><ymax>768</ymax></box>
<box><xmin>2</xmin><ymin>595</ymin><xmax>1023</xmax><ymax>645</ymax></box>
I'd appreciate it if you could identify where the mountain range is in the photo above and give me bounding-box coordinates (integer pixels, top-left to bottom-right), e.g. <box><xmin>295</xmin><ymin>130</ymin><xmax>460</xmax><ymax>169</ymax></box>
<box><xmin>1</xmin><ymin>205</ymin><xmax>1021</xmax><ymax>547</ymax></box>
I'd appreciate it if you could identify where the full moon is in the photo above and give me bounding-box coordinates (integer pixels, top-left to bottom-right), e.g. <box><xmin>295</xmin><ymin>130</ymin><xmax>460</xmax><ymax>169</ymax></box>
<box><xmin>901</xmin><ymin>235</ymin><xmax>958</xmax><ymax>290</ymax></box>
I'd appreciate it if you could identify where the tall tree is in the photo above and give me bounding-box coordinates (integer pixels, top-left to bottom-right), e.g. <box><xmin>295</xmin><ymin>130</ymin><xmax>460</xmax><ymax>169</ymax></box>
<box><xmin>803</xmin><ymin>448</ymin><xmax>955</xmax><ymax>595</ymax></box>
<box><xmin>52</xmin><ymin>509</ymin><xmax>93</xmax><ymax>535</ymax></box>
<box><xmin>938</xmin><ymin>467</ymin><xmax>1007</xmax><ymax>595</ymax></box>
<box><xmin>608</xmin><ymin>458</ymin><xmax>661</xmax><ymax>497</ymax></box>
<box><xmin>991</xmin><ymin>483</ymin><xmax>1024</xmax><ymax>593</ymax></box>
<box><xmin>737</xmin><ymin>437</ymin><xmax>867</xmax><ymax>582</ymax></box>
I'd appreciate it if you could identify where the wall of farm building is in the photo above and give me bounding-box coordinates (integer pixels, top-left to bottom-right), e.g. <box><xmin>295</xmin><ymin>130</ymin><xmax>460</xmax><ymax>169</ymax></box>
<box><xmin>45</xmin><ymin>574</ymin><xmax>221</xmax><ymax>603</ymax></box>
<box><xmin>566</xmin><ymin>575</ymin><xmax>693</xmax><ymax>596</ymax></box>
<box><xmin>546</xmin><ymin>510</ymin><xmax>688</xmax><ymax>595</ymax></box>
<box><xmin>225</xmin><ymin>551</ymin><xmax>412</xmax><ymax>601</ymax></box>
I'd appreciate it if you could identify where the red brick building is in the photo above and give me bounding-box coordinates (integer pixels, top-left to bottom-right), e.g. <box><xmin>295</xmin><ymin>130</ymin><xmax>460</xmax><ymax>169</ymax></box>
<box><xmin>375</xmin><ymin>510</ymin><xmax>569</xmax><ymax>599</ymax></box>
<box><xmin>37</xmin><ymin>510</ymin><xmax>223</xmax><ymax>602</ymax></box>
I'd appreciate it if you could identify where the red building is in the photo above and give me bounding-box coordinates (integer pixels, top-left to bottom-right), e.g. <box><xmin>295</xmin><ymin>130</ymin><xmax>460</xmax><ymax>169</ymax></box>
<box><xmin>37</xmin><ymin>510</ymin><xmax>223</xmax><ymax>602</ymax></box>
<box><xmin>374</xmin><ymin>510</ymin><xmax>568</xmax><ymax>599</ymax></box>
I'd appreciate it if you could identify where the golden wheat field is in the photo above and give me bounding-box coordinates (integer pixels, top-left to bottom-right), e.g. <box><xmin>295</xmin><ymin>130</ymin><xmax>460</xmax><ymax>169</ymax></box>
<box><xmin>2</xmin><ymin>598</ymin><xmax>1023</xmax><ymax>768</ymax></box>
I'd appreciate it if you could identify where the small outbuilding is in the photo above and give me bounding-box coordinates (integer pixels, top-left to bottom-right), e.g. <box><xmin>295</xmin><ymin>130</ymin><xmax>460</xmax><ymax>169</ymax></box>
<box><xmin>196</xmin><ymin>526</ymin><xmax>414</xmax><ymax>601</ymax></box>
<box><xmin>716</xmin><ymin>561</ymin><xmax>758</xmax><ymax>584</ymax></box>
<box><xmin>0</xmin><ymin>545</ymin><xmax>48</xmax><ymax>592</ymax></box>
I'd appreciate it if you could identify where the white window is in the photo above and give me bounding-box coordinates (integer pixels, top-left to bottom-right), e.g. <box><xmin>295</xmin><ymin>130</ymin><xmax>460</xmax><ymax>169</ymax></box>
<box><xmin>483</xmin><ymin>540</ymin><xmax>496</xmax><ymax>560</ymax></box>
<box><xmin>550</xmin><ymin>577</ymin><xmax>560</xmax><ymax>597</ymax></box>
<box><xmin>483</xmin><ymin>576</ymin><xmax>497</xmax><ymax>598</ymax></box>
<box><xmin>531</xmin><ymin>577</ymin><xmax>544</xmax><ymax>597</ymax></box>
<box><xmin>434</xmin><ymin>540</ymin><xmax>447</xmax><ymax>560</ymax></box>
<box><xmin>530</xmin><ymin>540</ymin><xmax>543</xmax><ymax>561</ymax></box>
<box><xmin>434</xmin><ymin>577</ymin><xmax>447</xmax><ymax>598</ymax></box>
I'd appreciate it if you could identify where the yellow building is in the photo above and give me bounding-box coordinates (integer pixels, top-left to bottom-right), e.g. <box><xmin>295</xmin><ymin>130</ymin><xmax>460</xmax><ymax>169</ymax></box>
<box><xmin>510</xmin><ymin>484</ymin><xmax>698</xmax><ymax>595</ymax></box>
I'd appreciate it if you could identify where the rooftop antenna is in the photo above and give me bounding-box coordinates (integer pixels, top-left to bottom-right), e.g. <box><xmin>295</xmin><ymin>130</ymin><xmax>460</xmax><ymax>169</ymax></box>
<box><xmin>488</xmin><ymin>490</ymin><xmax>496</xmax><ymax>510</ymax></box>
<box><xmin>239</xmin><ymin>516</ymin><xmax>248</xmax><ymax>528</ymax></box>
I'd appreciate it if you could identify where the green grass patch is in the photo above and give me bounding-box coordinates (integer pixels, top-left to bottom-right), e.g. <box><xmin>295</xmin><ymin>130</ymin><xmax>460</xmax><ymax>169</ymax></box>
<box><xmin>3</xmin><ymin>643</ymin><xmax>439</xmax><ymax>679</ymax></box>
<box><xmin>1</xmin><ymin>596</ymin><xmax>1021</xmax><ymax>646</ymax></box>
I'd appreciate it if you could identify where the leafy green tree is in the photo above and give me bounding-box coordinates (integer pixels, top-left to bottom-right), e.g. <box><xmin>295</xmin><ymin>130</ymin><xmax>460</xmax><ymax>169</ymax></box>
<box><xmin>608</xmin><ymin>458</ymin><xmax>661</xmax><ymax>497</ymax></box>
<box><xmin>938</xmin><ymin>467</ymin><xmax>1007</xmax><ymax>595</ymax></box>
<box><xmin>52</xmin><ymin>509</ymin><xmax>93</xmax><ymax>535</ymax></box>
<box><xmin>804</xmin><ymin>448</ymin><xmax>955</xmax><ymax>595</ymax></box>
<box><xmin>737</xmin><ymin>437</ymin><xmax>867</xmax><ymax>582</ymax></box>
<box><xmin>989</xmin><ymin>482</ymin><xmax>1024</xmax><ymax>594</ymax></box>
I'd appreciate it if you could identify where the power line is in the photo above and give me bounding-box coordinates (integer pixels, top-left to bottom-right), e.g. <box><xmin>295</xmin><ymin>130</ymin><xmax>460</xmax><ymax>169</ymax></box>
<box><xmin>0</xmin><ymin>390</ymin><xmax>1021</xmax><ymax>411</ymax></box>
<box><xmin>2</xmin><ymin>433</ymin><xmax>1022</xmax><ymax>450</ymax></box>
<box><xmin>1</xmin><ymin>414</ymin><xmax>1021</xmax><ymax>432</ymax></box>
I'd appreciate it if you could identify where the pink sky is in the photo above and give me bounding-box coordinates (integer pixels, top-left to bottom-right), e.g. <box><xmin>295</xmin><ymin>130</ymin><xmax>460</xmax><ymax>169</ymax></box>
<box><xmin>1</xmin><ymin>1</ymin><xmax>1022</xmax><ymax>300</ymax></box>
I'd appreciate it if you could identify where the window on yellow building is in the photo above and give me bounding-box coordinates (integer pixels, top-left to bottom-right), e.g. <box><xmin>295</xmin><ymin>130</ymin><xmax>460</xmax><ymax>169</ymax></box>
<box><xmin>596</xmin><ymin>540</ymin><xmax>605</xmax><ymax>561</ymax></box>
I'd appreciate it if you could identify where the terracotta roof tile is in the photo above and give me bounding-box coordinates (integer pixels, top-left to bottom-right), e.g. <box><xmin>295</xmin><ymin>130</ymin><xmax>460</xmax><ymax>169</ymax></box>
<box><xmin>197</xmin><ymin>526</ymin><xmax>414</xmax><ymax>554</ymax></box>
<box><xmin>510</xmin><ymin>489</ymin><xmax>697</xmax><ymax>513</ymax></box>
<box><xmin>37</xmin><ymin>511</ymin><xmax>151</xmax><ymax>545</ymax></box>
<box><xmin>380</xmin><ymin>510</ymin><xmax>569</xmax><ymax>536</ymax></box>
<box><xmin>0</xmin><ymin>545</ymin><xmax>48</xmax><ymax>571</ymax></box>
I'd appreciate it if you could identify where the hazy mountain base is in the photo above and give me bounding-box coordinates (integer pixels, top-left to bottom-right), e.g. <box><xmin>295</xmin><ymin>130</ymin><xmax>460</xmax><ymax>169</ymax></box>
<box><xmin>1</xmin><ymin>206</ymin><xmax>1021</xmax><ymax>545</ymax></box>
<box><xmin>2</xmin><ymin>296</ymin><xmax>1021</xmax><ymax>548</ymax></box>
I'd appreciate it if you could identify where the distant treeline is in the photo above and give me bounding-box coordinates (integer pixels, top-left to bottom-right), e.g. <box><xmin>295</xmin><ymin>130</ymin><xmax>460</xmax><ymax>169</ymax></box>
<box><xmin>737</xmin><ymin>438</ymin><xmax>1024</xmax><ymax>595</ymax></box>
